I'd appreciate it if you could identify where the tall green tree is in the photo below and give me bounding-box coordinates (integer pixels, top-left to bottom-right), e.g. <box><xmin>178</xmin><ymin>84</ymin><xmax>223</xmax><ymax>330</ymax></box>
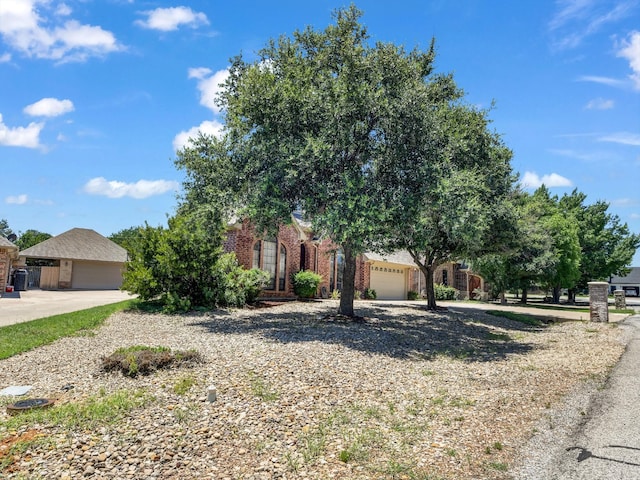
<box><xmin>177</xmin><ymin>6</ymin><xmax>453</xmax><ymax>317</ymax></box>
<box><xmin>473</xmin><ymin>189</ymin><xmax>559</xmax><ymax>303</ymax></box>
<box><xmin>378</xmin><ymin>96</ymin><xmax>516</xmax><ymax>309</ymax></box>
<box><xmin>0</xmin><ymin>219</ymin><xmax>13</xmax><ymax>239</ymax></box>
<box><xmin>559</xmin><ymin>190</ymin><xmax>640</xmax><ymax>301</ymax></box>
<box><xmin>15</xmin><ymin>230</ymin><xmax>52</xmax><ymax>250</ymax></box>
<box><xmin>474</xmin><ymin>187</ymin><xmax>581</xmax><ymax>303</ymax></box>
<box><xmin>109</xmin><ymin>226</ymin><xmax>143</xmax><ymax>254</ymax></box>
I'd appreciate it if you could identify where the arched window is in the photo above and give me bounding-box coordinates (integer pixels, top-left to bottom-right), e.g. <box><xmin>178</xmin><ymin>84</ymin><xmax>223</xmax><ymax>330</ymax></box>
<box><xmin>279</xmin><ymin>245</ymin><xmax>287</xmax><ymax>291</ymax></box>
<box><xmin>252</xmin><ymin>241</ymin><xmax>261</xmax><ymax>269</ymax></box>
<box><xmin>252</xmin><ymin>237</ymin><xmax>286</xmax><ymax>292</ymax></box>
<box><xmin>300</xmin><ymin>244</ymin><xmax>306</xmax><ymax>271</ymax></box>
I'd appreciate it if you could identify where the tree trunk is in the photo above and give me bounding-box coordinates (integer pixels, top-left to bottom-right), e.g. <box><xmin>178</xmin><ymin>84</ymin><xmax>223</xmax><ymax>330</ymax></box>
<box><xmin>500</xmin><ymin>291</ymin><xmax>506</xmax><ymax>305</ymax></box>
<box><xmin>422</xmin><ymin>264</ymin><xmax>437</xmax><ymax>310</ymax></box>
<box><xmin>552</xmin><ymin>285</ymin><xmax>561</xmax><ymax>303</ymax></box>
<box><xmin>567</xmin><ymin>288</ymin><xmax>576</xmax><ymax>304</ymax></box>
<box><xmin>521</xmin><ymin>287</ymin><xmax>528</xmax><ymax>304</ymax></box>
<box><xmin>338</xmin><ymin>245</ymin><xmax>356</xmax><ymax>317</ymax></box>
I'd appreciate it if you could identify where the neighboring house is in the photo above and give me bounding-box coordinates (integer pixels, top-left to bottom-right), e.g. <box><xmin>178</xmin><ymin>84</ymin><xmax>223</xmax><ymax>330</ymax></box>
<box><xmin>0</xmin><ymin>236</ymin><xmax>19</xmax><ymax>295</ymax></box>
<box><xmin>224</xmin><ymin>216</ymin><xmax>481</xmax><ymax>300</ymax></box>
<box><xmin>609</xmin><ymin>268</ymin><xmax>640</xmax><ymax>296</ymax></box>
<box><xmin>18</xmin><ymin>228</ymin><xmax>128</xmax><ymax>290</ymax></box>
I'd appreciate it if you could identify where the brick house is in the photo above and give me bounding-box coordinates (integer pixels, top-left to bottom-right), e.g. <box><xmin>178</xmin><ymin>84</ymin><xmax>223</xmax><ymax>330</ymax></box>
<box><xmin>0</xmin><ymin>236</ymin><xmax>19</xmax><ymax>296</ymax></box>
<box><xmin>224</xmin><ymin>216</ymin><xmax>482</xmax><ymax>300</ymax></box>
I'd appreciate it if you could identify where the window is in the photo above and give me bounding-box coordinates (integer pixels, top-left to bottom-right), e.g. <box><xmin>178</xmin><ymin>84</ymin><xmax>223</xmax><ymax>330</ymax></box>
<box><xmin>329</xmin><ymin>249</ymin><xmax>344</xmax><ymax>291</ymax></box>
<box><xmin>253</xmin><ymin>238</ymin><xmax>287</xmax><ymax>292</ymax></box>
<box><xmin>442</xmin><ymin>270</ymin><xmax>448</xmax><ymax>286</ymax></box>
<box><xmin>279</xmin><ymin>245</ymin><xmax>287</xmax><ymax>291</ymax></box>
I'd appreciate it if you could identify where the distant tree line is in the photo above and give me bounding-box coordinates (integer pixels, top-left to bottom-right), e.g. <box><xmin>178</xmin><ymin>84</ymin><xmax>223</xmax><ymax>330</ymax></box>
<box><xmin>473</xmin><ymin>186</ymin><xmax>640</xmax><ymax>304</ymax></box>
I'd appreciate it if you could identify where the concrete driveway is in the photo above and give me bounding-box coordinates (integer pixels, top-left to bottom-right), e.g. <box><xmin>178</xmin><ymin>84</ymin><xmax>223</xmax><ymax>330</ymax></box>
<box><xmin>0</xmin><ymin>289</ymin><xmax>135</xmax><ymax>327</ymax></box>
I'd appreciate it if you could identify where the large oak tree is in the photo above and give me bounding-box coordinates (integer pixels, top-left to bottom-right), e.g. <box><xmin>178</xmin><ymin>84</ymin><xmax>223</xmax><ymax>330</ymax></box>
<box><xmin>177</xmin><ymin>6</ymin><xmax>516</xmax><ymax>316</ymax></box>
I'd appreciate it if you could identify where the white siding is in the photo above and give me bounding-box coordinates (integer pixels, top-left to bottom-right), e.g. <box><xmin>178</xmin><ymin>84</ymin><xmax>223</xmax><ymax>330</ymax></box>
<box><xmin>71</xmin><ymin>261</ymin><xmax>124</xmax><ymax>289</ymax></box>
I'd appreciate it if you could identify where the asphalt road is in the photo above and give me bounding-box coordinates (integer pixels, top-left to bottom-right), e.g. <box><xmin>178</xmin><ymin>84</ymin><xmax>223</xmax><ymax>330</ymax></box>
<box><xmin>517</xmin><ymin>314</ymin><xmax>640</xmax><ymax>479</ymax></box>
<box><xmin>0</xmin><ymin>289</ymin><xmax>134</xmax><ymax>327</ymax></box>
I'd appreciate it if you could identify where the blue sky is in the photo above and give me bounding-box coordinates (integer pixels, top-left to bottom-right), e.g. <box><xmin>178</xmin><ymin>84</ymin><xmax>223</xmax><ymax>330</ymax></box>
<box><xmin>1</xmin><ymin>1</ymin><xmax>639</xmax><ymax>261</ymax></box>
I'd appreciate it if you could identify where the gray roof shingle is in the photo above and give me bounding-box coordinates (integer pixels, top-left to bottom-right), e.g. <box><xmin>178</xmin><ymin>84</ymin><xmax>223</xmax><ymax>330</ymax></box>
<box><xmin>610</xmin><ymin>267</ymin><xmax>640</xmax><ymax>285</ymax></box>
<box><xmin>19</xmin><ymin>228</ymin><xmax>127</xmax><ymax>263</ymax></box>
<box><xmin>0</xmin><ymin>237</ymin><xmax>18</xmax><ymax>250</ymax></box>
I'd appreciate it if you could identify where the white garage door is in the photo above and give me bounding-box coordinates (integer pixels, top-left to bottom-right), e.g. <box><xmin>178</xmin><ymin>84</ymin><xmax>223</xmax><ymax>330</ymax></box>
<box><xmin>370</xmin><ymin>265</ymin><xmax>406</xmax><ymax>300</ymax></box>
<box><xmin>72</xmin><ymin>261</ymin><xmax>124</xmax><ymax>289</ymax></box>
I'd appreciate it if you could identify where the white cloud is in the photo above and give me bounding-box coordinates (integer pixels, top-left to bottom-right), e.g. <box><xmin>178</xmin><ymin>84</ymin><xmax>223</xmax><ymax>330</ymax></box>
<box><xmin>0</xmin><ymin>113</ymin><xmax>43</xmax><ymax>148</ymax></box>
<box><xmin>577</xmin><ymin>75</ymin><xmax>626</xmax><ymax>87</ymax></box>
<box><xmin>584</xmin><ymin>97</ymin><xmax>614</xmax><ymax>109</ymax></box>
<box><xmin>135</xmin><ymin>6</ymin><xmax>209</xmax><ymax>32</ymax></box>
<box><xmin>5</xmin><ymin>194</ymin><xmax>28</xmax><ymax>205</ymax></box>
<box><xmin>598</xmin><ymin>132</ymin><xmax>640</xmax><ymax>146</ymax></box>
<box><xmin>630</xmin><ymin>213</ymin><xmax>640</xmax><ymax>219</ymax></box>
<box><xmin>188</xmin><ymin>67</ymin><xmax>229</xmax><ymax>114</ymax></box>
<box><xmin>549</xmin><ymin>0</ymin><xmax>637</xmax><ymax>50</ymax></box>
<box><xmin>55</xmin><ymin>3</ymin><xmax>72</xmax><ymax>17</ymax></box>
<box><xmin>24</xmin><ymin>97</ymin><xmax>74</xmax><ymax>117</ymax></box>
<box><xmin>611</xmin><ymin>198</ymin><xmax>640</xmax><ymax>207</ymax></box>
<box><xmin>0</xmin><ymin>0</ymin><xmax>123</xmax><ymax>62</ymax></box>
<box><xmin>617</xmin><ymin>30</ymin><xmax>640</xmax><ymax>90</ymax></box>
<box><xmin>520</xmin><ymin>171</ymin><xmax>573</xmax><ymax>189</ymax></box>
<box><xmin>0</xmin><ymin>52</ymin><xmax>10</xmax><ymax>63</ymax></box>
<box><xmin>173</xmin><ymin>120</ymin><xmax>224</xmax><ymax>151</ymax></box>
<box><xmin>549</xmin><ymin>148</ymin><xmax>616</xmax><ymax>162</ymax></box>
<box><xmin>83</xmin><ymin>177</ymin><xmax>179</xmax><ymax>199</ymax></box>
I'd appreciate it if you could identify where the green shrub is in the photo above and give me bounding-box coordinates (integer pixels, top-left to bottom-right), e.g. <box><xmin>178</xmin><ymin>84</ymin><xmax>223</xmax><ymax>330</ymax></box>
<box><xmin>434</xmin><ymin>283</ymin><xmax>456</xmax><ymax>300</ymax></box>
<box><xmin>122</xmin><ymin>210</ymin><xmax>270</xmax><ymax>312</ymax></box>
<box><xmin>364</xmin><ymin>288</ymin><xmax>377</xmax><ymax>300</ymax></box>
<box><xmin>292</xmin><ymin>270</ymin><xmax>323</xmax><ymax>298</ymax></box>
<box><xmin>407</xmin><ymin>290</ymin><xmax>420</xmax><ymax>300</ymax></box>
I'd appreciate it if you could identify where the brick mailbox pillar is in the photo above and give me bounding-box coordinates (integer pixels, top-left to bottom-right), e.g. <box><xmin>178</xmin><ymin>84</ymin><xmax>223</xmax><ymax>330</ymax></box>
<box><xmin>588</xmin><ymin>281</ymin><xmax>609</xmax><ymax>323</ymax></box>
<box><xmin>614</xmin><ymin>290</ymin><xmax>626</xmax><ymax>310</ymax></box>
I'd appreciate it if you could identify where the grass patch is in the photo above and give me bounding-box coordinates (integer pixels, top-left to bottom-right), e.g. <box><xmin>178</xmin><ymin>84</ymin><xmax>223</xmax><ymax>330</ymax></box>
<box><xmin>248</xmin><ymin>371</ymin><xmax>279</xmax><ymax>401</ymax></box>
<box><xmin>102</xmin><ymin>346</ymin><xmax>203</xmax><ymax>377</ymax></box>
<box><xmin>0</xmin><ymin>299</ymin><xmax>137</xmax><ymax>360</ymax></box>
<box><xmin>486</xmin><ymin>310</ymin><xmax>542</xmax><ymax>326</ymax></box>
<box><xmin>173</xmin><ymin>375</ymin><xmax>197</xmax><ymax>395</ymax></box>
<box><xmin>1</xmin><ymin>389</ymin><xmax>151</xmax><ymax>431</ymax></box>
<box><xmin>516</xmin><ymin>303</ymin><xmax>634</xmax><ymax>315</ymax></box>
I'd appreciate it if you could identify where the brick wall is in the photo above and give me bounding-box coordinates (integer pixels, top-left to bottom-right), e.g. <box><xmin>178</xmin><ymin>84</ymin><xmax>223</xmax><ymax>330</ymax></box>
<box><xmin>224</xmin><ymin>221</ymin><xmax>308</xmax><ymax>298</ymax></box>
<box><xmin>0</xmin><ymin>250</ymin><xmax>9</xmax><ymax>293</ymax></box>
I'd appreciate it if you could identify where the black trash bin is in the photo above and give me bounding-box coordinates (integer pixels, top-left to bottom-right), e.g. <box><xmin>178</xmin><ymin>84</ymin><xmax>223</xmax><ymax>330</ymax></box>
<box><xmin>13</xmin><ymin>269</ymin><xmax>28</xmax><ymax>291</ymax></box>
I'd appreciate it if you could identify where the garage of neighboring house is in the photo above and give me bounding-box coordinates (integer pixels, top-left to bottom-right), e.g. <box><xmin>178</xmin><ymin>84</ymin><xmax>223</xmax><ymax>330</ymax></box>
<box><xmin>18</xmin><ymin>228</ymin><xmax>128</xmax><ymax>290</ymax></box>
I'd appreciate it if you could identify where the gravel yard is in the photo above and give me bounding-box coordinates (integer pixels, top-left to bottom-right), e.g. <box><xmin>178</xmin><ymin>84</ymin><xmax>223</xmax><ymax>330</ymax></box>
<box><xmin>0</xmin><ymin>300</ymin><xmax>628</xmax><ymax>479</ymax></box>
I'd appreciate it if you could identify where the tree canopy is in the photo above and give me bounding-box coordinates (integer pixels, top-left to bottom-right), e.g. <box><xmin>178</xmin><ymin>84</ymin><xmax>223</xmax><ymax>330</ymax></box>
<box><xmin>176</xmin><ymin>5</ymin><xmax>516</xmax><ymax>315</ymax></box>
<box><xmin>474</xmin><ymin>186</ymin><xmax>638</xmax><ymax>303</ymax></box>
<box><xmin>0</xmin><ymin>219</ymin><xmax>14</xmax><ymax>239</ymax></box>
<box><xmin>15</xmin><ymin>230</ymin><xmax>52</xmax><ymax>250</ymax></box>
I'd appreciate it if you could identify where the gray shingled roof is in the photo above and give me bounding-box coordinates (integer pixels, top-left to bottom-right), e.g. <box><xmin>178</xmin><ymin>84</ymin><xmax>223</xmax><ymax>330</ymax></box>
<box><xmin>0</xmin><ymin>237</ymin><xmax>18</xmax><ymax>250</ymax></box>
<box><xmin>610</xmin><ymin>267</ymin><xmax>640</xmax><ymax>285</ymax></box>
<box><xmin>363</xmin><ymin>250</ymin><xmax>418</xmax><ymax>267</ymax></box>
<box><xmin>19</xmin><ymin>228</ymin><xmax>128</xmax><ymax>263</ymax></box>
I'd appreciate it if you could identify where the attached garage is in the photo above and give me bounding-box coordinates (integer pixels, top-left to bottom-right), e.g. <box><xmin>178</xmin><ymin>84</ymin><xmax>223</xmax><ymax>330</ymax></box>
<box><xmin>361</xmin><ymin>251</ymin><xmax>418</xmax><ymax>300</ymax></box>
<box><xmin>18</xmin><ymin>228</ymin><xmax>127</xmax><ymax>290</ymax></box>
<box><xmin>369</xmin><ymin>262</ymin><xmax>408</xmax><ymax>300</ymax></box>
